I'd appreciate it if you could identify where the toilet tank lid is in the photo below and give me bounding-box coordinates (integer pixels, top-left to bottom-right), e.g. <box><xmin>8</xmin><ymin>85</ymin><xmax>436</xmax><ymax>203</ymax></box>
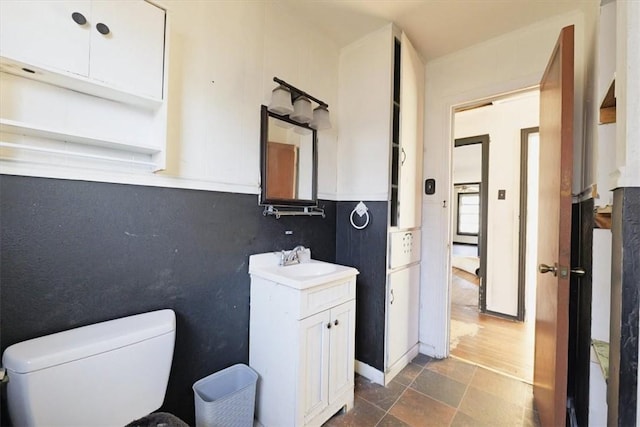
<box><xmin>2</xmin><ymin>309</ymin><xmax>176</xmax><ymax>374</ymax></box>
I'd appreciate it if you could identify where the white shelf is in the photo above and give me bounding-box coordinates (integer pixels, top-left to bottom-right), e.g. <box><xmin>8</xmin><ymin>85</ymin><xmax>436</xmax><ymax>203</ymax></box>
<box><xmin>0</xmin><ymin>118</ymin><xmax>161</xmax><ymax>155</ymax></box>
<box><xmin>0</xmin><ymin>55</ymin><xmax>163</xmax><ymax>110</ymax></box>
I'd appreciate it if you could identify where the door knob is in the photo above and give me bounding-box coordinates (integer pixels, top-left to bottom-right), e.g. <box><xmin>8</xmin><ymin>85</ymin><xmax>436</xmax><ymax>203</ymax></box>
<box><xmin>538</xmin><ymin>263</ymin><xmax>558</xmax><ymax>276</ymax></box>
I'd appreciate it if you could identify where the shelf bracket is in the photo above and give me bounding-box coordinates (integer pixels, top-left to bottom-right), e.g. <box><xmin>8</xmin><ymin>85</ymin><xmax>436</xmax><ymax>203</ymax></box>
<box><xmin>262</xmin><ymin>205</ymin><xmax>326</xmax><ymax>219</ymax></box>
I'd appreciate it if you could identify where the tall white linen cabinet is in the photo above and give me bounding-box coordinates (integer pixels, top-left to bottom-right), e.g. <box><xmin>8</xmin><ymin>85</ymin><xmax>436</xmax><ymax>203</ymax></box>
<box><xmin>337</xmin><ymin>23</ymin><xmax>425</xmax><ymax>385</ymax></box>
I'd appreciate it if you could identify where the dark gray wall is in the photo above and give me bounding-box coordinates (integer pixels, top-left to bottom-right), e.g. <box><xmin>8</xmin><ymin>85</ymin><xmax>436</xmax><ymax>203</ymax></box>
<box><xmin>608</xmin><ymin>187</ymin><xmax>640</xmax><ymax>426</ymax></box>
<box><xmin>0</xmin><ymin>175</ymin><xmax>336</xmax><ymax>425</ymax></box>
<box><xmin>567</xmin><ymin>199</ymin><xmax>593</xmax><ymax>425</ymax></box>
<box><xmin>335</xmin><ymin>201</ymin><xmax>388</xmax><ymax>371</ymax></box>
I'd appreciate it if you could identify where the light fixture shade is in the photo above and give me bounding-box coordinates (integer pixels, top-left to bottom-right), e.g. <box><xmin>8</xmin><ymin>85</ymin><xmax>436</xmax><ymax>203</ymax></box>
<box><xmin>310</xmin><ymin>105</ymin><xmax>331</xmax><ymax>130</ymax></box>
<box><xmin>268</xmin><ymin>85</ymin><xmax>294</xmax><ymax>115</ymax></box>
<box><xmin>290</xmin><ymin>96</ymin><xmax>313</xmax><ymax>123</ymax></box>
<box><xmin>294</xmin><ymin>125</ymin><xmax>311</xmax><ymax>136</ymax></box>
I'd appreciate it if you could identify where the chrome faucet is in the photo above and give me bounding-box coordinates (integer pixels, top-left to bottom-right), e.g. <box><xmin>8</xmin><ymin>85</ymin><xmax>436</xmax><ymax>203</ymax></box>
<box><xmin>280</xmin><ymin>245</ymin><xmax>306</xmax><ymax>266</ymax></box>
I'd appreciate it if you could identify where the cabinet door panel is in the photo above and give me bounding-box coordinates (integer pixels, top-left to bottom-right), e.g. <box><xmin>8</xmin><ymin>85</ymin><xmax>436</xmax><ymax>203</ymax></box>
<box><xmin>0</xmin><ymin>0</ymin><xmax>90</xmax><ymax>76</ymax></box>
<box><xmin>387</xmin><ymin>264</ymin><xmax>420</xmax><ymax>368</ymax></box>
<box><xmin>89</xmin><ymin>0</ymin><xmax>165</xmax><ymax>98</ymax></box>
<box><xmin>299</xmin><ymin>310</ymin><xmax>331</xmax><ymax>424</ymax></box>
<box><xmin>398</xmin><ymin>33</ymin><xmax>424</xmax><ymax>229</ymax></box>
<box><xmin>329</xmin><ymin>300</ymin><xmax>356</xmax><ymax>403</ymax></box>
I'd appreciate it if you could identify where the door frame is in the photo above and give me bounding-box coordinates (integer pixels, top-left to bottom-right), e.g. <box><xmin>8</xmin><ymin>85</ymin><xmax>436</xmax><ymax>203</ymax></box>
<box><xmin>517</xmin><ymin>127</ymin><xmax>539</xmax><ymax>321</ymax></box>
<box><xmin>453</xmin><ymin>135</ymin><xmax>489</xmax><ymax>312</ymax></box>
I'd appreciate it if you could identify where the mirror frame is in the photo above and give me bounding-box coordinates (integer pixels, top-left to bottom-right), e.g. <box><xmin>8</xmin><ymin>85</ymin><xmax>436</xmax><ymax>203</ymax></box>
<box><xmin>260</xmin><ymin>105</ymin><xmax>318</xmax><ymax>207</ymax></box>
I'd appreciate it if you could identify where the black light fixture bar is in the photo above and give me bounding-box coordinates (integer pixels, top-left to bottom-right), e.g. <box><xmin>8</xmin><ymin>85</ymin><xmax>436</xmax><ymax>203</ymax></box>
<box><xmin>273</xmin><ymin>77</ymin><xmax>328</xmax><ymax>108</ymax></box>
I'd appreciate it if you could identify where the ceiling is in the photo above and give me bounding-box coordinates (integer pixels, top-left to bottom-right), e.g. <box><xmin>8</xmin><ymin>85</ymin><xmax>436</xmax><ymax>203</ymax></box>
<box><xmin>281</xmin><ymin>0</ymin><xmax>597</xmax><ymax>62</ymax></box>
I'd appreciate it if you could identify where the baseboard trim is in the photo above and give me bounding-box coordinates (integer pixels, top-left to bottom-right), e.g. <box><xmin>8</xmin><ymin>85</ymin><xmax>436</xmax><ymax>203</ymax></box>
<box><xmin>354</xmin><ymin>360</ymin><xmax>384</xmax><ymax>385</ymax></box>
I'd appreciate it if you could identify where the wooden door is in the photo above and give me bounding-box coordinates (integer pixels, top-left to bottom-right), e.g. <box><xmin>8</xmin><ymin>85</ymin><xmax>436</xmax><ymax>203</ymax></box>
<box><xmin>266</xmin><ymin>141</ymin><xmax>297</xmax><ymax>200</ymax></box>
<box><xmin>533</xmin><ymin>25</ymin><xmax>574</xmax><ymax>427</ymax></box>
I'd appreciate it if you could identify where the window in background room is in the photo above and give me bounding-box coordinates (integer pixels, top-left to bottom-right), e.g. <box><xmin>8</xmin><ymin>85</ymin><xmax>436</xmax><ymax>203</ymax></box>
<box><xmin>457</xmin><ymin>192</ymin><xmax>480</xmax><ymax>235</ymax></box>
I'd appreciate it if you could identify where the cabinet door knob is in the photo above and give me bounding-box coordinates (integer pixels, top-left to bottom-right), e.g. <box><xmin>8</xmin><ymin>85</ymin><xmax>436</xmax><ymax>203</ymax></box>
<box><xmin>96</xmin><ymin>22</ymin><xmax>110</xmax><ymax>35</ymax></box>
<box><xmin>326</xmin><ymin>322</ymin><xmax>332</xmax><ymax>329</ymax></box>
<box><xmin>334</xmin><ymin>319</ymin><xmax>339</xmax><ymax>326</ymax></box>
<box><xmin>401</xmin><ymin>147</ymin><xmax>407</xmax><ymax>165</ymax></box>
<box><xmin>71</xmin><ymin>12</ymin><xmax>87</xmax><ymax>25</ymax></box>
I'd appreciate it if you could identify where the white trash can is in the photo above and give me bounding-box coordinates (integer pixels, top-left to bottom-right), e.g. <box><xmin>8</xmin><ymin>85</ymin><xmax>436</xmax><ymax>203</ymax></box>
<box><xmin>193</xmin><ymin>364</ymin><xmax>258</xmax><ymax>427</ymax></box>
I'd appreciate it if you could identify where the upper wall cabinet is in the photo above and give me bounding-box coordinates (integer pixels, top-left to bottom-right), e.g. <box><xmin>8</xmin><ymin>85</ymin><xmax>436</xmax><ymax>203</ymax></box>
<box><xmin>0</xmin><ymin>0</ymin><xmax>168</xmax><ymax>173</ymax></box>
<box><xmin>338</xmin><ymin>24</ymin><xmax>424</xmax><ymax>230</ymax></box>
<box><xmin>0</xmin><ymin>0</ymin><xmax>165</xmax><ymax>105</ymax></box>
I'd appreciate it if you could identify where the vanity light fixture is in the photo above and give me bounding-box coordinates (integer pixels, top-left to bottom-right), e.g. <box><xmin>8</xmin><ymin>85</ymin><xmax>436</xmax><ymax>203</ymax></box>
<box><xmin>310</xmin><ymin>105</ymin><xmax>331</xmax><ymax>130</ymax></box>
<box><xmin>290</xmin><ymin>96</ymin><xmax>313</xmax><ymax>123</ymax></box>
<box><xmin>268</xmin><ymin>77</ymin><xmax>331</xmax><ymax>130</ymax></box>
<box><xmin>268</xmin><ymin>85</ymin><xmax>294</xmax><ymax>115</ymax></box>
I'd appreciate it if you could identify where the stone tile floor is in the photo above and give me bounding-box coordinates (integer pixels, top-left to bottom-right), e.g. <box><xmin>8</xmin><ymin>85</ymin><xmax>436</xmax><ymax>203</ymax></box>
<box><xmin>324</xmin><ymin>355</ymin><xmax>540</xmax><ymax>427</ymax></box>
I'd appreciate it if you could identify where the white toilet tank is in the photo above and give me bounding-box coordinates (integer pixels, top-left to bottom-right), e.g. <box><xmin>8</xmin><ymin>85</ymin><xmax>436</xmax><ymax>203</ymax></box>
<box><xmin>2</xmin><ymin>309</ymin><xmax>176</xmax><ymax>427</ymax></box>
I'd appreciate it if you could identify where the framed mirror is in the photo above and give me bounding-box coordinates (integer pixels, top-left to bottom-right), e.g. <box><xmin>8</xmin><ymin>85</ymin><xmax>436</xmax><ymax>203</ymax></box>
<box><xmin>260</xmin><ymin>105</ymin><xmax>318</xmax><ymax>207</ymax></box>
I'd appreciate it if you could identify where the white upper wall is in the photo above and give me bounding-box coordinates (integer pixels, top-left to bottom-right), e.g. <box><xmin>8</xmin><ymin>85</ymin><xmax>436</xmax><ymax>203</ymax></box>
<box><xmin>419</xmin><ymin>7</ymin><xmax>599</xmax><ymax>357</ymax></box>
<box><xmin>155</xmin><ymin>0</ymin><xmax>342</xmax><ymax>198</ymax></box>
<box><xmin>1</xmin><ymin>1</ymin><xmax>341</xmax><ymax>198</ymax></box>
<box><xmin>452</xmin><ymin>144</ymin><xmax>481</xmax><ymax>184</ymax></box>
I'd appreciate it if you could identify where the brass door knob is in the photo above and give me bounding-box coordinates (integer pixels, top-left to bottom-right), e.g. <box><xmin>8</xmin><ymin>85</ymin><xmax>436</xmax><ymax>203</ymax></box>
<box><xmin>538</xmin><ymin>263</ymin><xmax>558</xmax><ymax>276</ymax></box>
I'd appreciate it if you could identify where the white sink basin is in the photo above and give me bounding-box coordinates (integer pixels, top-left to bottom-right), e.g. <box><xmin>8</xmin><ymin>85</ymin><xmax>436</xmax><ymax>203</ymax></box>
<box><xmin>278</xmin><ymin>261</ymin><xmax>340</xmax><ymax>278</ymax></box>
<box><xmin>249</xmin><ymin>253</ymin><xmax>358</xmax><ymax>289</ymax></box>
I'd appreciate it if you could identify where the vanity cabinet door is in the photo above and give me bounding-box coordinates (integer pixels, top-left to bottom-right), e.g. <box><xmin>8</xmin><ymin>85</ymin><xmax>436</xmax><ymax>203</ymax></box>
<box><xmin>89</xmin><ymin>0</ymin><xmax>165</xmax><ymax>99</ymax></box>
<box><xmin>298</xmin><ymin>300</ymin><xmax>356</xmax><ymax>425</ymax></box>
<box><xmin>328</xmin><ymin>300</ymin><xmax>356</xmax><ymax>403</ymax></box>
<box><xmin>299</xmin><ymin>309</ymin><xmax>331</xmax><ymax>424</ymax></box>
<box><xmin>0</xmin><ymin>0</ymin><xmax>91</xmax><ymax>76</ymax></box>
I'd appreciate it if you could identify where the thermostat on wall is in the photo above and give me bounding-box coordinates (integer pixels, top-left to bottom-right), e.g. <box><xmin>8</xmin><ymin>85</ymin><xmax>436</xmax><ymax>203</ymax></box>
<box><xmin>425</xmin><ymin>179</ymin><xmax>436</xmax><ymax>195</ymax></box>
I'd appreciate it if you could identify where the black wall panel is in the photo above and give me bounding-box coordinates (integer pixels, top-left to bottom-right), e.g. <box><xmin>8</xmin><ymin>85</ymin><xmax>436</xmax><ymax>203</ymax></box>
<box><xmin>335</xmin><ymin>201</ymin><xmax>388</xmax><ymax>371</ymax></box>
<box><xmin>0</xmin><ymin>175</ymin><xmax>336</xmax><ymax>425</ymax></box>
<box><xmin>609</xmin><ymin>187</ymin><xmax>640</xmax><ymax>426</ymax></box>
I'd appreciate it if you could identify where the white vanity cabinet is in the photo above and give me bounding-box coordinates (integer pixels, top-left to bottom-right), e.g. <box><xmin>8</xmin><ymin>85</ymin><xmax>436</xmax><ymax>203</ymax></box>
<box><xmin>249</xmin><ymin>253</ymin><xmax>358</xmax><ymax>427</ymax></box>
<box><xmin>0</xmin><ymin>0</ymin><xmax>165</xmax><ymax>101</ymax></box>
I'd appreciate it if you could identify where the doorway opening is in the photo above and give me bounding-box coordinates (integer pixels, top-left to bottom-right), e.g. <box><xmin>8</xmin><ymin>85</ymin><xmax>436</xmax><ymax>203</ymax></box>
<box><xmin>448</xmin><ymin>89</ymin><xmax>539</xmax><ymax>383</ymax></box>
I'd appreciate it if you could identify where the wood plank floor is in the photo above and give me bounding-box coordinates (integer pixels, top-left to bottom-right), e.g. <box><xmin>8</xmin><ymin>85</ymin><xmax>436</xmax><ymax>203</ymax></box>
<box><xmin>450</xmin><ymin>270</ymin><xmax>535</xmax><ymax>384</ymax></box>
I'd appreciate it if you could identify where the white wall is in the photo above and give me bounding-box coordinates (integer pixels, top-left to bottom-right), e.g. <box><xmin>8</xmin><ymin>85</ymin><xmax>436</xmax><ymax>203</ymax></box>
<box><xmin>453</xmin><ymin>93</ymin><xmax>539</xmax><ymax>316</ymax></box>
<box><xmin>337</xmin><ymin>24</ymin><xmax>394</xmax><ymax>201</ymax></box>
<box><xmin>594</xmin><ymin>1</ymin><xmax>616</xmax><ymax>206</ymax></box>
<box><xmin>614</xmin><ymin>0</ymin><xmax>640</xmax><ymax>190</ymax></box>
<box><xmin>1</xmin><ymin>1</ymin><xmax>341</xmax><ymax>199</ymax></box>
<box><xmin>158</xmin><ymin>0</ymin><xmax>341</xmax><ymax>198</ymax></box>
<box><xmin>452</xmin><ymin>144</ymin><xmax>481</xmax><ymax>245</ymax></box>
<box><xmin>419</xmin><ymin>8</ymin><xmax>599</xmax><ymax>357</ymax></box>
<box><xmin>452</xmin><ymin>144</ymin><xmax>481</xmax><ymax>184</ymax></box>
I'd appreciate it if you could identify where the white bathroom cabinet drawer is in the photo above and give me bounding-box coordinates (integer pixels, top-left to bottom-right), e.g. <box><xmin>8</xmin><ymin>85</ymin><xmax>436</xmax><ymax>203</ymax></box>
<box><xmin>388</xmin><ymin>229</ymin><xmax>421</xmax><ymax>269</ymax></box>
